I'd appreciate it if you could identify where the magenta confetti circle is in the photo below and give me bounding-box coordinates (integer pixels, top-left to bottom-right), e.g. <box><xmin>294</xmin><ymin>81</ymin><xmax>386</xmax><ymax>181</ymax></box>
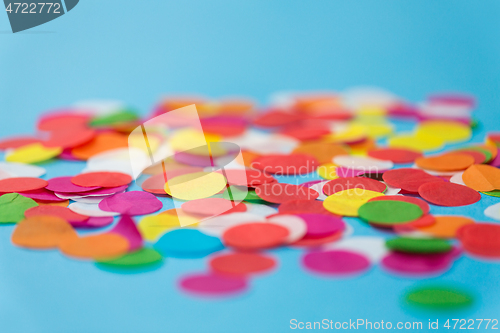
<box><xmin>381</xmin><ymin>250</ymin><xmax>458</xmax><ymax>275</ymax></box>
<box><xmin>302</xmin><ymin>250</ymin><xmax>370</xmax><ymax>275</ymax></box>
<box><xmin>297</xmin><ymin>213</ymin><xmax>345</xmax><ymax>237</ymax></box>
<box><xmin>179</xmin><ymin>273</ymin><xmax>247</xmax><ymax>295</ymax></box>
<box><xmin>99</xmin><ymin>191</ymin><xmax>162</xmax><ymax>215</ymax></box>
<box><xmin>46</xmin><ymin>176</ymin><xmax>100</xmax><ymax>193</ymax></box>
<box><xmin>71</xmin><ymin>216</ymin><xmax>114</xmax><ymax>228</ymax></box>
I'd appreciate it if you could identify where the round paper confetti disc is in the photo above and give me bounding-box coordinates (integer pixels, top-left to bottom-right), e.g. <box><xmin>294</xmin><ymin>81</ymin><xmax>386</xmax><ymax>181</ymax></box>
<box><xmin>358</xmin><ymin>201</ymin><xmax>423</xmax><ymax>225</ymax></box>
<box><xmin>252</xmin><ymin>154</ymin><xmax>318</xmax><ymax>175</ymax></box>
<box><xmin>179</xmin><ymin>273</ymin><xmax>247</xmax><ymax>296</ymax></box>
<box><xmin>59</xmin><ymin>233</ymin><xmax>130</xmax><ymax>260</ymax></box>
<box><xmin>71</xmin><ymin>172</ymin><xmax>132</xmax><ymax>188</ymax></box>
<box><xmin>46</xmin><ymin>176</ymin><xmax>100</xmax><ymax>193</ymax></box>
<box><xmin>322</xmin><ymin>177</ymin><xmax>386</xmax><ymax>196</ymax></box>
<box><xmin>222</xmin><ymin>223</ymin><xmax>289</xmax><ymax>250</ymax></box>
<box><xmin>382</xmin><ymin>168</ymin><xmax>443</xmax><ymax>193</ymax></box>
<box><xmin>381</xmin><ymin>251</ymin><xmax>455</xmax><ymax>275</ymax></box>
<box><xmin>388</xmin><ymin>134</ymin><xmax>444</xmax><ymax>152</ymax></box>
<box><xmin>368</xmin><ymin>148</ymin><xmax>422</xmax><ymax>164</ymax></box>
<box><xmin>25</xmin><ymin>205</ymin><xmax>89</xmax><ymax>223</ymax></box>
<box><xmin>6</xmin><ymin>143</ymin><xmax>61</xmax><ymax>164</ymax></box>
<box><xmin>99</xmin><ymin>191</ymin><xmax>162</xmax><ymax>215</ymax></box>
<box><xmin>386</xmin><ymin>237</ymin><xmax>452</xmax><ymax>254</ymax></box>
<box><xmin>11</xmin><ymin>215</ymin><xmax>77</xmax><ymax>249</ymax></box>
<box><xmin>255</xmin><ymin>183</ymin><xmax>319</xmax><ymax>203</ymax></box>
<box><xmin>415</xmin><ymin>153</ymin><xmax>474</xmax><ymax>172</ymax></box>
<box><xmin>297</xmin><ymin>213</ymin><xmax>345</xmax><ymax>237</ymax></box>
<box><xmin>405</xmin><ymin>285</ymin><xmax>474</xmax><ymax>309</ymax></box>
<box><xmin>302</xmin><ymin>250</ymin><xmax>370</xmax><ymax>275</ymax></box>
<box><xmin>0</xmin><ymin>162</ymin><xmax>46</xmax><ymax>178</ymax></box>
<box><xmin>458</xmin><ymin>223</ymin><xmax>500</xmax><ymax>258</ymax></box>
<box><xmin>138</xmin><ymin>214</ymin><xmax>198</xmax><ymax>241</ymax></box>
<box><xmin>416</xmin><ymin>216</ymin><xmax>474</xmax><ymax>238</ymax></box>
<box><xmin>181</xmin><ymin>198</ymin><xmax>246</xmax><ymax>216</ymax></box>
<box><xmin>278</xmin><ymin>199</ymin><xmax>333</xmax><ymax>215</ymax></box>
<box><xmin>323</xmin><ymin>189</ymin><xmax>384</xmax><ymax>217</ymax></box>
<box><xmin>462</xmin><ymin>164</ymin><xmax>500</xmax><ymax>192</ymax></box>
<box><xmin>209</xmin><ymin>252</ymin><xmax>276</xmax><ymax>276</ymax></box>
<box><xmin>154</xmin><ymin>229</ymin><xmax>223</xmax><ymax>258</ymax></box>
<box><xmin>19</xmin><ymin>189</ymin><xmax>66</xmax><ymax>202</ymax></box>
<box><xmin>68</xmin><ymin>202</ymin><xmax>119</xmax><ymax>217</ymax></box>
<box><xmin>96</xmin><ymin>248</ymin><xmax>163</xmax><ymax>268</ymax></box>
<box><xmin>418</xmin><ymin>181</ymin><xmax>481</xmax><ymax>207</ymax></box>
<box><xmin>164</xmin><ymin>172</ymin><xmax>227</xmax><ymax>201</ymax></box>
<box><xmin>416</xmin><ymin>121</ymin><xmax>472</xmax><ymax>144</ymax></box>
<box><xmin>0</xmin><ymin>193</ymin><xmax>38</xmax><ymax>223</ymax></box>
<box><xmin>0</xmin><ymin>177</ymin><xmax>48</xmax><ymax>193</ymax></box>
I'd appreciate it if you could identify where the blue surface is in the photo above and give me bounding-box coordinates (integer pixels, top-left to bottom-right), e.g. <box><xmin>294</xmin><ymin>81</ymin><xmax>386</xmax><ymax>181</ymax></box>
<box><xmin>1</xmin><ymin>1</ymin><xmax>500</xmax><ymax>332</ymax></box>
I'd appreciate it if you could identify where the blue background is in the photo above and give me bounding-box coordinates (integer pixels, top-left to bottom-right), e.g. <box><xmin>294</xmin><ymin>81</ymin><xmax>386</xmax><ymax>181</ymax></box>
<box><xmin>1</xmin><ymin>1</ymin><xmax>500</xmax><ymax>332</ymax></box>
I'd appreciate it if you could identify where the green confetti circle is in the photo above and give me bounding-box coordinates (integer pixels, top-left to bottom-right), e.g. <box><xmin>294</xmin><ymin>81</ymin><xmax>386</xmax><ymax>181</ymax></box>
<box><xmin>358</xmin><ymin>200</ymin><xmax>423</xmax><ymax>224</ymax></box>
<box><xmin>386</xmin><ymin>237</ymin><xmax>452</xmax><ymax>254</ymax></box>
<box><xmin>405</xmin><ymin>285</ymin><xmax>474</xmax><ymax>309</ymax></box>
<box><xmin>96</xmin><ymin>248</ymin><xmax>163</xmax><ymax>268</ymax></box>
<box><xmin>0</xmin><ymin>193</ymin><xmax>38</xmax><ymax>224</ymax></box>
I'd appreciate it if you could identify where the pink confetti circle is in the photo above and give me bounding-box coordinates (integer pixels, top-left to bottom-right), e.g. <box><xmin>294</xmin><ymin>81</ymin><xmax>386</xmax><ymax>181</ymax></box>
<box><xmin>297</xmin><ymin>213</ymin><xmax>345</xmax><ymax>237</ymax></box>
<box><xmin>99</xmin><ymin>191</ymin><xmax>162</xmax><ymax>215</ymax></box>
<box><xmin>302</xmin><ymin>250</ymin><xmax>370</xmax><ymax>275</ymax></box>
<box><xmin>179</xmin><ymin>273</ymin><xmax>247</xmax><ymax>296</ymax></box>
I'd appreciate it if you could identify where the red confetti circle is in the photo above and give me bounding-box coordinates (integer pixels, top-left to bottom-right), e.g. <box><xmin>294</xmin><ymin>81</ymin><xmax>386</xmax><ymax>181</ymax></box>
<box><xmin>71</xmin><ymin>172</ymin><xmax>132</xmax><ymax>188</ymax></box>
<box><xmin>418</xmin><ymin>181</ymin><xmax>481</xmax><ymax>207</ymax></box>
<box><xmin>323</xmin><ymin>177</ymin><xmax>386</xmax><ymax>196</ymax></box>
<box><xmin>255</xmin><ymin>183</ymin><xmax>319</xmax><ymax>203</ymax></box>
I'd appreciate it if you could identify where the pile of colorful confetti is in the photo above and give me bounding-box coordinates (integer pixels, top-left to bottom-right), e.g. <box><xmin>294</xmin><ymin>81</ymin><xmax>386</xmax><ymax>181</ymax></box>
<box><xmin>1</xmin><ymin>88</ymin><xmax>499</xmax><ymax>310</ymax></box>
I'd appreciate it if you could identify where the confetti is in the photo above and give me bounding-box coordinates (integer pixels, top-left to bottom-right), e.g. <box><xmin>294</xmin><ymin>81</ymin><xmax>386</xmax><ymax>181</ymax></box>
<box><xmin>59</xmin><ymin>233</ymin><xmax>130</xmax><ymax>260</ymax></box>
<box><xmin>68</xmin><ymin>202</ymin><xmax>119</xmax><ymax>217</ymax></box>
<box><xmin>418</xmin><ymin>182</ymin><xmax>481</xmax><ymax>207</ymax></box>
<box><xmin>164</xmin><ymin>172</ymin><xmax>227</xmax><ymax>201</ymax></box>
<box><xmin>484</xmin><ymin>202</ymin><xmax>500</xmax><ymax>221</ymax></box>
<box><xmin>255</xmin><ymin>183</ymin><xmax>319</xmax><ymax>203</ymax></box>
<box><xmin>25</xmin><ymin>205</ymin><xmax>89</xmax><ymax>224</ymax></box>
<box><xmin>46</xmin><ymin>176</ymin><xmax>100</xmax><ymax>193</ymax></box>
<box><xmin>302</xmin><ymin>250</ymin><xmax>370</xmax><ymax>275</ymax></box>
<box><xmin>0</xmin><ymin>177</ymin><xmax>48</xmax><ymax>193</ymax></box>
<box><xmin>5</xmin><ymin>143</ymin><xmax>61</xmax><ymax>164</ymax></box>
<box><xmin>415</xmin><ymin>153</ymin><xmax>474</xmax><ymax>172</ymax></box>
<box><xmin>297</xmin><ymin>213</ymin><xmax>345</xmax><ymax>237</ymax></box>
<box><xmin>381</xmin><ymin>250</ymin><xmax>457</xmax><ymax>275</ymax></box>
<box><xmin>266</xmin><ymin>214</ymin><xmax>307</xmax><ymax>243</ymax></box>
<box><xmin>181</xmin><ymin>198</ymin><xmax>246</xmax><ymax>216</ymax></box>
<box><xmin>0</xmin><ymin>193</ymin><xmax>38</xmax><ymax>223</ymax></box>
<box><xmin>323</xmin><ymin>189</ymin><xmax>384</xmax><ymax>217</ymax></box>
<box><xmin>462</xmin><ymin>164</ymin><xmax>500</xmax><ymax>192</ymax></box>
<box><xmin>179</xmin><ymin>273</ymin><xmax>247</xmax><ymax>296</ymax></box>
<box><xmin>358</xmin><ymin>201</ymin><xmax>423</xmax><ymax>225</ymax></box>
<box><xmin>209</xmin><ymin>252</ymin><xmax>276</xmax><ymax>276</ymax></box>
<box><xmin>0</xmin><ymin>162</ymin><xmax>46</xmax><ymax>178</ymax></box>
<box><xmin>416</xmin><ymin>216</ymin><xmax>474</xmax><ymax>238</ymax></box>
<box><xmin>382</xmin><ymin>168</ymin><xmax>443</xmax><ymax>193</ymax></box>
<box><xmin>386</xmin><ymin>237</ymin><xmax>452</xmax><ymax>254</ymax></box>
<box><xmin>405</xmin><ymin>285</ymin><xmax>474</xmax><ymax>309</ymax></box>
<box><xmin>11</xmin><ymin>215</ymin><xmax>77</xmax><ymax>249</ymax></box>
<box><xmin>222</xmin><ymin>223</ymin><xmax>289</xmax><ymax>250</ymax></box>
<box><xmin>458</xmin><ymin>223</ymin><xmax>500</xmax><ymax>258</ymax></box>
<box><xmin>71</xmin><ymin>171</ymin><xmax>132</xmax><ymax>188</ymax></box>
<box><xmin>96</xmin><ymin>248</ymin><xmax>163</xmax><ymax>269</ymax></box>
<box><xmin>99</xmin><ymin>191</ymin><xmax>162</xmax><ymax>215</ymax></box>
<box><xmin>198</xmin><ymin>212</ymin><xmax>265</xmax><ymax>237</ymax></box>
<box><xmin>154</xmin><ymin>229</ymin><xmax>223</xmax><ymax>258</ymax></box>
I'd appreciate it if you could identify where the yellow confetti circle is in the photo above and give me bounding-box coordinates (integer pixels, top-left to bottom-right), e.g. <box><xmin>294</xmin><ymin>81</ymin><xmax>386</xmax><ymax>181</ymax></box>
<box><xmin>323</xmin><ymin>189</ymin><xmax>385</xmax><ymax>216</ymax></box>
<box><xmin>416</xmin><ymin>121</ymin><xmax>471</xmax><ymax>144</ymax></box>
<box><xmin>6</xmin><ymin>143</ymin><xmax>61</xmax><ymax>164</ymax></box>
<box><xmin>317</xmin><ymin>163</ymin><xmax>338</xmax><ymax>180</ymax></box>
<box><xmin>138</xmin><ymin>213</ymin><xmax>199</xmax><ymax>241</ymax></box>
<box><xmin>388</xmin><ymin>133</ymin><xmax>444</xmax><ymax>152</ymax></box>
<box><xmin>165</xmin><ymin>171</ymin><xmax>227</xmax><ymax>201</ymax></box>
